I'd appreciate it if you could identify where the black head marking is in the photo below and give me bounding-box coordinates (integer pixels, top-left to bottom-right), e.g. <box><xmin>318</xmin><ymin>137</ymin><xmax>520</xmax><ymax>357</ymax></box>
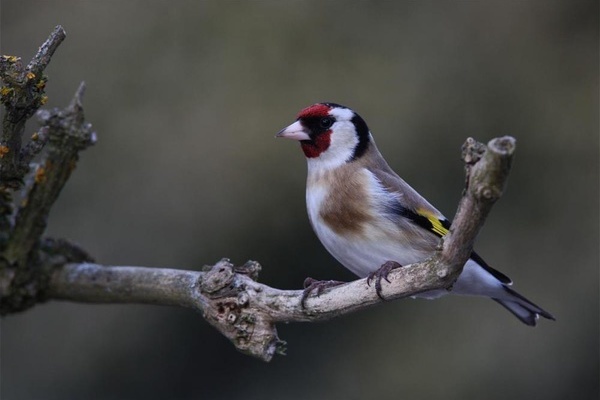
<box><xmin>350</xmin><ymin>111</ymin><xmax>370</xmax><ymax>160</ymax></box>
<box><xmin>318</xmin><ymin>103</ymin><xmax>371</xmax><ymax>161</ymax></box>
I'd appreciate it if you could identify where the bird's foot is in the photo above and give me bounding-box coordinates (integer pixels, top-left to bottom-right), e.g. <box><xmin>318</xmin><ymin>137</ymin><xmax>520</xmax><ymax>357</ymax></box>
<box><xmin>301</xmin><ymin>277</ymin><xmax>345</xmax><ymax>308</ymax></box>
<box><xmin>367</xmin><ymin>261</ymin><xmax>403</xmax><ymax>300</ymax></box>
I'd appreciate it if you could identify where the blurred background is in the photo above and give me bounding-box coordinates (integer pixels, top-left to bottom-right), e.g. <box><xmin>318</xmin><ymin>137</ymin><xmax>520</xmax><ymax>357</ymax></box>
<box><xmin>1</xmin><ymin>0</ymin><xmax>598</xmax><ymax>399</ymax></box>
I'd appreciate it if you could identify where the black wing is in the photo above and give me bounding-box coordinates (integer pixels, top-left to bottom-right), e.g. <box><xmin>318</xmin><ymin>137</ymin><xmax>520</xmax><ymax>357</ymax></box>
<box><xmin>389</xmin><ymin>202</ymin><xmax>513</xmax><ymax>285</ymax></box>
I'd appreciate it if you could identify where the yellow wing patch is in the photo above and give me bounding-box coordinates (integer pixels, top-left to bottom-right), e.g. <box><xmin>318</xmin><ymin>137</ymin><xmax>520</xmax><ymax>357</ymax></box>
<box><xmin>417</xmin><ymin>208</ymin><xmax>449</xmax><ymax>237</ymax></box>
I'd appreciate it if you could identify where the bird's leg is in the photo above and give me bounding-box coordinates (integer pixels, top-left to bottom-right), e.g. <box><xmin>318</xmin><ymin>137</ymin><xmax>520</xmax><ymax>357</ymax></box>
<box><xmin>301</xmin><ymin>277</ymin><xmax>346</xmax><ymax>308</ymax></box>
<box><xmin>367</xmin><ymin>261</ymin><xmax>403</xmax><ymax>300</ymax></box>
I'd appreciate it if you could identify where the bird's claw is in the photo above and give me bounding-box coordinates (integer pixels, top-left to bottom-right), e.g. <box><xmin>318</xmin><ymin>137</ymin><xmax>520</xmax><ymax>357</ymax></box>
<box><xmin>301</xmin><ymin>277</ymin><xmax>345</xmax><ymax>309</ymax></box>
<box><xmin>367</xmin><ymin>261</ymin><xmax>402</xmax><ymax>300</ymax></box>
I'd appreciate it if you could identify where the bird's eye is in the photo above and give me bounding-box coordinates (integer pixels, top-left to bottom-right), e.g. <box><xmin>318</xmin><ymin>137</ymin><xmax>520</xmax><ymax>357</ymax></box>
<box><xmin>320</xmin><ymin>117</ymin><xmax>333</xmax><ymax>129</ymax></box>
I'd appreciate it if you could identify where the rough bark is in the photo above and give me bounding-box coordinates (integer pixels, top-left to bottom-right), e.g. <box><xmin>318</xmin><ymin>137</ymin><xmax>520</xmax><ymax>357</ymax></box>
<box><xmin>0</xmin><ymin>26</ymin><xmax>94</xmax><ymax>313</ymax></box>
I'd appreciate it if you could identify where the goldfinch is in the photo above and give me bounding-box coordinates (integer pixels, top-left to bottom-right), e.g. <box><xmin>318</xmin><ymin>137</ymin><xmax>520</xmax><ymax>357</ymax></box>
<box><xmin>276</xmin><ymin>102</ymin><xmax>554</xmax><ymax>326</ymax></box>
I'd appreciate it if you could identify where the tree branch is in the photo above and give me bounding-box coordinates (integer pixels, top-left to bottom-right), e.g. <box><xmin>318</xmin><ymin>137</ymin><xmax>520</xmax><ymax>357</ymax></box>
<box><xmin>0</xmin><ymin>27</ymin><xmax>94</xmax><ymax>314</ymax></box>
<box><xmin>439</xmin><ymin>137</ymin><xmax>515</xmax><ymax>268</ymax></box>
<box><xmin>43</xmin><ymin>136</ymin><xmax>516</xmax><ymax>361</ymax></box>
<box><xmin>1</xmin><ymin>27</ymin><xmax>66</xmax><ymax>251</ymax></box>
<box><xmin>0</xmin><ymin>26</ymin><xmax>518</xmax><ymax>363</ymax></box>
<box><xmin>0</xmin><ymin>25</ymin><xmax>66</xmax><ymax>190</ymax></box>
<box><xmin>4</xmin><ymin>82</ymin><xmax>95</xmax><ymax>267</ymax></box>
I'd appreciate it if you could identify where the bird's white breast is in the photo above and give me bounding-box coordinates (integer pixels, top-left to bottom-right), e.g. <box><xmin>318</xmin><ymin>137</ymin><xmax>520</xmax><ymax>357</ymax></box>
<box><xmin>306</xmin><ymin>168</ymin><xmax>432</xmax><ymax>278</ymax></box>
<box><xmin>306</xmin><ymin>177</ymin><xmax>505</xmax><ymax>300</ymax></box>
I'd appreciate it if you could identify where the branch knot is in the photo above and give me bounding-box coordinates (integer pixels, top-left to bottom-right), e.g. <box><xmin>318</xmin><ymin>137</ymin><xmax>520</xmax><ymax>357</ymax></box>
<box><xmin>200</xmin><ymin>259</ymin><xmax>235</xmax><ymax>294</ymax></box>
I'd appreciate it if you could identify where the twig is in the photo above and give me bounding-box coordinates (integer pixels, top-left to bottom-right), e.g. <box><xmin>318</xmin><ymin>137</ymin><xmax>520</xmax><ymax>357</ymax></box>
<box><xmin>0</xmin><ymin>81</ymin><xmax>94</xmax><ymax>313</ymax></box>
<box><xmin>27</xmin><ymin>26</ymin><xmax>68</xmax><ymax>79</ymax></box>
<box><xmin>0</xmin><ymin>25</ymin><xmax>66</xmax><ymax>190</ymax></box>
<box><xmin>4</xmin><ymin>82</ymin><xmax>95</xmax><ymax>266</ymax></box>
<box><xmin>439</xmin><ymin>136</ymin><xmax>515</xmax><ymax>268</ymax></box>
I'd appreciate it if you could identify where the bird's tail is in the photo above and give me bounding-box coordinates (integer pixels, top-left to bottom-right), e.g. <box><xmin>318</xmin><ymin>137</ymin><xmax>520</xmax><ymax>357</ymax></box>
<box><xmin>493</xmin><ymin>286</ymin><xmax>555</xmax><ymax>326</ymax></box>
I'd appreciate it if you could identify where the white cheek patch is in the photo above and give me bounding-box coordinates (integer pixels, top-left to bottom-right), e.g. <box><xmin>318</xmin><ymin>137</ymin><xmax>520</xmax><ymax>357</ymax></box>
<box><xmin>329</xmin><ymin>121</ymin><xmax>359</xmax><ymax>159</ymax></box>
<box><xmin>307</xmin><ymin>121</ymin><xmax>358</xmax><ymax>172</ymax></box>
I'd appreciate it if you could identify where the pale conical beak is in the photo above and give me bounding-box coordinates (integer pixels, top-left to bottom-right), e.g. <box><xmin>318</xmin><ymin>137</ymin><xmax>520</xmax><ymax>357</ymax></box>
<box><xmin>276</xmin><ymin>120</ymin><xmax>311</xmax><ymax>141</ymax></box>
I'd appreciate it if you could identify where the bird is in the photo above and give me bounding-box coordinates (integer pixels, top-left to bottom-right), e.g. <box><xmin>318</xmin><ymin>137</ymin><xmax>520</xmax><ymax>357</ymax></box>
<box><xmin>276</xmin><ymin>102</ymin><xmax>555</xmax><ymax>326</ymax></box>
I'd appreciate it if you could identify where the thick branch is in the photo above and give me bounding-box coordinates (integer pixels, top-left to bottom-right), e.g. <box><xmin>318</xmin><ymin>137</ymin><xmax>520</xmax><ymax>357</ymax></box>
<box><xmin>0</xmin><ymin>26</ymin><xmax>96</xmax><ymax>314</ymax></box>
<box><xmin>44</xmin><ymin>137</ymin><xmax>516</xmax><ymax>361</ymax></box>
<box><xmin>4</xmin><ymin>83</ymin><xmax>95</xmax><ymax>267</ymax></box>
<box><xmin>0</xmin><ymin>81</ymin><xmax>94</xmax><ymax>313</ymax></box>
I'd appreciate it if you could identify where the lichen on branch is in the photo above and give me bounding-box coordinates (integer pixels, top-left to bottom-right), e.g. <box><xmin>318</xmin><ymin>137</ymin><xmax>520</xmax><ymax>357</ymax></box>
<box><xmin>0</xmin><ymin>25</ymin><xmax>66</xmax><ymax>190</ymax></box>
<box><xmin>0</xmin><ymin>26</ymin><xmax>94</xmax><ymax>314</ymax></box>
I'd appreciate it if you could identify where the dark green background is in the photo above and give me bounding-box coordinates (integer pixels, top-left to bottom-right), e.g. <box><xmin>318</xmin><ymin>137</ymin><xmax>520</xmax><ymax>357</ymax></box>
<box><xmin>1</xmin><ymin>1</ymin><xmax>598</xmax><ymax>399</ymax></box>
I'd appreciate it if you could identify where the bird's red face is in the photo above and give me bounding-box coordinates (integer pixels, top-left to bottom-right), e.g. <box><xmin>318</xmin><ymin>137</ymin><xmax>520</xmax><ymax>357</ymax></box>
<box><xmin>277</xmin><ymin>103</ymin><xmax>335</xmax><ymax>158</ymax></box>
<box><xmin>277</xmin><ymin>103</ymin><xmax>371</xmax><ymax>165</ymax></box>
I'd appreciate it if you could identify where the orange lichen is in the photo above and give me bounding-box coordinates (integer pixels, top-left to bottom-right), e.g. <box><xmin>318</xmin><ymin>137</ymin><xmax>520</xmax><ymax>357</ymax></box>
<box><xmin>40</xmin><ymin>95</ymin><xmax>48</xmax><ymax>105</ymax></box>
<box><xmin>1</xmin><ymin>55</ymin><xmax>19</xmax><ymax>63</ymax></box>
<box><xmin>0</xmin><ymin>146</ymin><xmax>9</xmax><ymax>158</ymax></box>
<box><xmin>0</xmin><ymin>87</ymin><xmax>13</xmax><ymax>97</ymax></box>
<box><xmin>31</xmin><ymin>132</ymin><xmax>39</xmax><ymax>141</ymax></box>
<box><xmin>35</xmin><ymin>166</ymin><xmax>46</xmax><ymax>183</ymax></box>
<box><xmin>26</xmin><ymin>72</ymin><xmax>36</xmax><ymax>80</ymax></box>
